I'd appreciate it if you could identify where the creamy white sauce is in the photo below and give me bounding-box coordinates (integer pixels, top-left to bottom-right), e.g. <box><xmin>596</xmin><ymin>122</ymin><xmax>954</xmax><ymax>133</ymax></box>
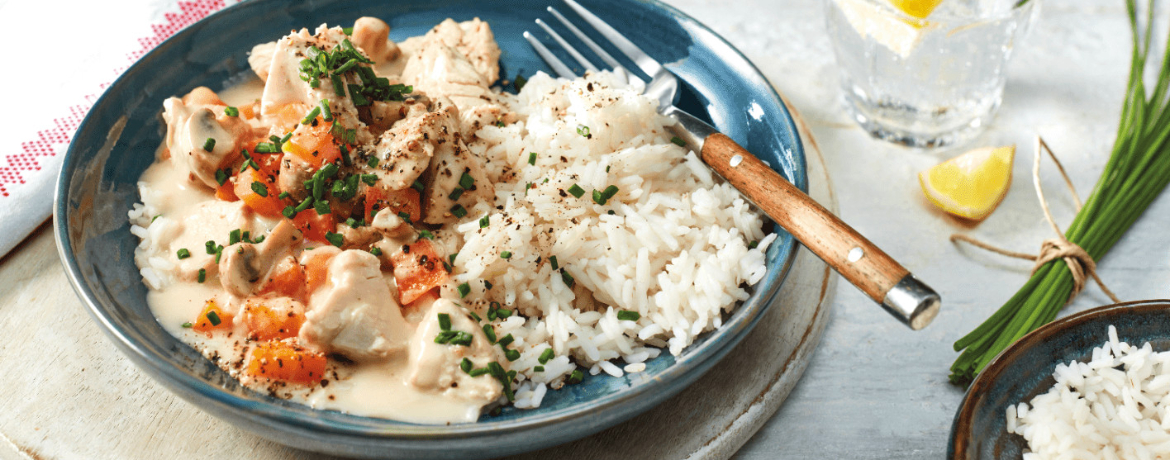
<box><xmin>141</xmin><ymin>77</ymin><xmax>499</xmax><ymax>425</ymax></box>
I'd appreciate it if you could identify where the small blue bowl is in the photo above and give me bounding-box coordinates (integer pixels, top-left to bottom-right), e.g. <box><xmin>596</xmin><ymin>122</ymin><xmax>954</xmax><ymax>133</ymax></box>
<box><xmin>948</xmin><ymin>299</ymin><xmax>1170</xmax><ymax>459</ymax></box>
<box><xmin>54</xmin><ymin>0</ymin><xmax>806</xmax><ymax>457</ymax></box>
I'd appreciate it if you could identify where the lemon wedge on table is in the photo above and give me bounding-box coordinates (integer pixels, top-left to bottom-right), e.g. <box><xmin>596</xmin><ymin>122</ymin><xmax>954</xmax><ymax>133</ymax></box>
<box><xmin>919</xmin><ymin>145</ymin><xmax>1015</xmax><ymax>221</ymax></box>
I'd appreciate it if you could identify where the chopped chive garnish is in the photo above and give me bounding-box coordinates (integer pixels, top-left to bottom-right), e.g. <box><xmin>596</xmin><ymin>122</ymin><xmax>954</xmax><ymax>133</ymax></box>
<box><xmin>411</xmin><ymin>180</ymin><xmax>425</xmax><ymax>193</ymax></box>
<box><xmin>561</xmin><ymin>270</ymin><xmax>575</xmax><ymax>288</ymax></box>
<box><xmin>479</xmin><ymin>215</ymin><xmax>490</xmax><ymax>228</ymax></box>
<box><xmin>325</xmin><ymin>232</ymin><xmax>344</xmax><ymax>247</ymax></box>
<box><xmin>459</xmin><ymin>172</ymin><xmax>474</xmax><ymax>190</ymax></box>
<box><xmin>670</xmin><ymin>136</ymin><xmax>686</xmax><ymax>147</ymax></box>
<box><xmin>202</xmin><ymin>137</ymin><xmax>216</xmax><ymax>152</ymax></box>
<box><xmin>331</xmin><ymin>73</ymin><xmax>345</xmax><ymax>96</ymax></box>
<box><xmin>749</xmin><ymin>240</ymin><xmax>759</xmax><ymax>249</ymax></box>
<box><xmin>252</xmin><ymin>235</ymin><xmax>265</xmax><ymax>244</ymax></box>
<box><xmin>534</xmin><ymin>366</ymin><xmax>545</xmax><ymax>372</ymax></box>
<box><xmin>550</xmin><ymin>256</ymin><xmax>559</xmax><ymax>270</ymax></box>
<box><xmin>151</xmin><ymin>214</ymin><xmax>162</xmax><ymax>223</ymax></box>
<box><xmin>205</xmin><ymin>240</ymin><xmax>217</xmax><ymax>254</ymax></box>
<box><xmin>505</xmin><ymin>349</ymin><xmax>521</xmax><ymax>361</ymax></box>
<box><xmin>438</xmin><ymin>313</ymin><xmax>452</xmax><ymax>331</ymax></box>
<box><xmin>606</xmin><ymin>165</ymin><xmax>611</xmax><ymax>173</ymax></box>
<box><xmin>617</xmin><ymin>310</ymin><xmax>640</xmax><ymax>321</ymax></box>
<box><xmin>269</xmin><ymin>135</ymin><xmax>282</xmax><ymax>145</ymax></box>
<box><xmin>601</xmin><ymin>185</ymin><xmax>619</xmax><ymax>200</ymax></box>
<box><xmin>206</xmin><ymin>311</ymin><xmax>222</xmax><ymax>326</ymax></box>
<box><xmin>320</xmin><ymin>99</ymin><xmax>333</xmax><ymax>122</ymax></box>
<box><xmin>567</xmin><ymin>184</ymin><xmax>585</xmax><ymax>198</ymax></box>
<box><xmin>450</xmin><ymin>253</ymin><xmax>459</xmax><ymax>264</ymax></box>
<box><xmin>176</xmin><ymin>248</ymin><xmax>190</xmax><ymax>259</ymax></box>
<box><xmin>224</xmin><ymin>106</ymin><xmax>239</xmax><ymax>117</ymax></box>
<box><xmin>397</xmin><ymin>211</ymin><xmax>411</xmax><ymax>223</ymax></box>
<box><xmin>255</xmin><ymin>142</ymin><xmax>279</xmax><ymax>153</ymax></box>
<box><xmin>367</xmin><ymin>156</ymin><xmax>379</xmax><ymax>168</ymax></box>
<box><xmin>607</xmin><ymin>210</ymin><xmax>616</xmax><ymax>215</ymax></box>
<box><xmin>361</xmin><ymin>174</ymin><xmax>378</xmax><ymax>186</ymax></box>
<box><xmin>448</xmin><ymin>188</ymin><xmax>464</xmax><ymax>201</ymax></box>
<box><xmin>295</xmin><ymin>197</ymin><xmax>314</xmax><ymax>213</ymax></box>
<box><xmin>497</xmin><ymin>334</ymin><xmax>514</xmax><ymax>347</ymax></box>
<box><xmin>567</xmin><ymin>369</ymin><xmax>584</xmax><ymax>384</ymax></box>
<box><xmin>214</xmin><ymin>245</ymin><xmax>223</xmax><ymax>263</ymax></box>
<box><xmin>496</xmin><ymin>308</ymin><xmax>512</xmax><ymax>318</ymax></box>
<box><xmin>278</xmin><ymin>191</ymin><xmax>290</xmax><ymax>199</ymax></box>
<box><xmin>418</xmin><ymin>230</ymin><xmax>433</xmax><ymax>239</ymax></box>
<box><xmin>451</xmin><ymin>204</ymin><xmax>468</xmax><ymax>218</ymax></box>
<box><xmin>514</xmin><ymin>73</ymin><xmax>528</xmax><ymax>91</ymax></box>
<box><xmin>482</xmin><ymin>324</ymin><xmax>497</xmax><ymax>343</ymax></box>
<box><xmin>280</xmin><ymin>132</ymin><xmax>293</xmax><ymax>144</ymax></box>
<box><xmin>461</xmin><ymin>358</ymin><xmax>473</xmax><ymax>373</ymax></box>
<box><xmin>336</xmin><ymin>59</ymin><xmax>359</xmax><ymax>74</ymax></box>
<box><xmin>370</xmin><ymin>247</ymin><xmax>383</xmax><ymax>256</ymax></box>
<box><xmin>300</xmin><ymin>106</ymin><xmax>321</xmax><ymax>124</ymax></box>
<box><xmin>497</xmin><ymin>121</ymin><xmax>505</xmax><ymax>128</ymax></box>
<box><xmin>538</xmin><ymin>348</ymin><xmax>555</xmax><ymax>364</ymax></box>
<box><xmin>229</xmin><ymin>229</ymin><xmax>241</xmax><ymax>245</ymax></box>
<box><xmin>484</xmin><ymin>280</ymin><xmax>493</xmax><ymax>290</ymax></box>
<box><xmin>434</xmin><ymin>330</ymin><xmax>456</xmax><ymax>344</ymax></box>
<box><xmin>528</xmin><ymin>152</ymin><xmax>537</xmax><ymax>165</ymax></box>
<box><xmin>500</xmin><ymin>251</ymin><xmax>512</xmax><ymax>259</ymax></box>
<box><xmin>315</xmin><ymin>200</ymin><xmax>331</xmax><ymax>215</ymax></box>
<box><xmin>469</xmin><ymin>311</ymin><xmax>482</xmax><ymax>322</ymax></box>
<box><xmin>469</xmin><ymin>368</ymin><xmax>490</xmax><ymax>377</ymax></box>
<box><xmin>197</xmin><ymin>268</ymin><xmax>206</xmax><ymax>283</ymax></box>
<box><xmin>457</xmin><ymin>282</ymin><xmax>471</xmax><ymax>298</ymax></box>
<box><xmin>576</xmin><ymin>124</ymin><xmax>591</xmax><ymax>138</ymax></box>
<box><xmin>592</xmin><ymin>190</ymin><xmax>605</xmax><ymax>205</ymax></box>
<box><xmin>450</xmin><ymin>331</ymin><xmax>473</xmax><ymax>346</ymax></box>
<box><xmin>182</xmin><ymin>322</ymin><xmax>193</xmax><ymax>328</ymax></box>
<box><xmin>250</xmin><ymin>181</ymin><xmax>268</xmax><ymax>197</ymax></box>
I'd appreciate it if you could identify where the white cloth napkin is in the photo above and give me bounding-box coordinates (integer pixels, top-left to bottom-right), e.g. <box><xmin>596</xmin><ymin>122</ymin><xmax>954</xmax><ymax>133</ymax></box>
<box><xmin>0</xmin><ymin>0</ymin><xmax>234</xmax><ymax>257</ymax></box>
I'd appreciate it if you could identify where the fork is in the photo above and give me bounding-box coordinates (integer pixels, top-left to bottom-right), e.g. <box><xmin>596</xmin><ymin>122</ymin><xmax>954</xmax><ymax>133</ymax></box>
<box><xmin>524</xmin><ymin>0</ymin><xmax>941</xmax><ymax>330</ymax></box>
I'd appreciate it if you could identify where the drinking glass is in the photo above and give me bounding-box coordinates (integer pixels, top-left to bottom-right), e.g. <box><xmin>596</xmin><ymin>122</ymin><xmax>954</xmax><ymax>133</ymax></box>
<box><xmin>824</xmin><ymin>0</ymin><xmax>1040</xmax><ymax>148</ymax></box>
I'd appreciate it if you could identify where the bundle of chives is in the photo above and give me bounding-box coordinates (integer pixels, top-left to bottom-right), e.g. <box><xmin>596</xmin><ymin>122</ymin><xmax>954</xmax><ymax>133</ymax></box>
<box><xmin>950</xmin><ymin>0</ymin><xmax>1170</xmax><ymax>384</ymax></box>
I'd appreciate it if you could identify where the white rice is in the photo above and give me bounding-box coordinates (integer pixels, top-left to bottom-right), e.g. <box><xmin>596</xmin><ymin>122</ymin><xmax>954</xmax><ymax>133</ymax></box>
<box><xmin>1007</xmin><ymin>325</ymin><xmax>1170</xmax><ymax>459</ymax></box>
<box><xmin>447</xmin><ymin>71</ymin><xmax>773</xmax><ymax>405</ymax></box>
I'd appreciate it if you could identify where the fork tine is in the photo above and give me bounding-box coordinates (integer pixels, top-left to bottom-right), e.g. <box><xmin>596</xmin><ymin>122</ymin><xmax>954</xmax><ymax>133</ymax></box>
<box><xmin>523</xmin><ymin>31</ymin><xmax>578</xmax><ymax>79</ymax></box>
<box><xmin>563</xmin><ymin>0</ymin><xmax>664</xmax><ymax>78</ymax></box>
<box><xmin>546</xmin><ymin>7</ymin><xmax>625</xmax><ymax>74</ymax></box>
<box><xmin>535</xmin><ymin>18</ymin><xmax>599</xmax><ymax>73</ymax></box>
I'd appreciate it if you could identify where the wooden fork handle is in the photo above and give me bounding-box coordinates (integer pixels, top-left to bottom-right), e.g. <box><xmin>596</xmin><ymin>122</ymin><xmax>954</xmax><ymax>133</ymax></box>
<box><xmin>700</xmin><ymin>133</ymin><xmax>940</xmax><ymax>330</ymax></box>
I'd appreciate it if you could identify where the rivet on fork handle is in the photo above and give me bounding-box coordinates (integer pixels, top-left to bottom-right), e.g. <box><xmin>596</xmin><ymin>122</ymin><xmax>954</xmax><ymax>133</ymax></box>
<box><xmin>698</xmin><ymin>132</ymin><xmax>941</xmax><ymax>330</ymax></box>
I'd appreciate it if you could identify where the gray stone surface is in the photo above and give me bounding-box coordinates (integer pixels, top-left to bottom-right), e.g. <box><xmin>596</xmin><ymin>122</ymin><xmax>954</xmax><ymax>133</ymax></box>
<box><xmin>651</xmin><ymin>0</ymin><xmax>1170</xmax><ymax>458</ymax></box>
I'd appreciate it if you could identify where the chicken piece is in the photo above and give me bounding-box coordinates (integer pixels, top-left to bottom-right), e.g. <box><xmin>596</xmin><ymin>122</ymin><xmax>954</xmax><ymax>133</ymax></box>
<box><xmin>162</xmin><ymin>89</ymin><xmax>257</xmax><ymax>189</ymax></box>
<box><xmin>248</xmin><ymin>41</ymin><xmax>277</xmax><ymax>81</ymax></box>
<box><xmin>407</xmin><ymin>299</ymin><xmax>503</xmax><ymax>402</ymax></box>
<box><xmin>259</xmin><ymin>25</ymin><xmax>364</xmax><ymax>134</ymax></box>
<box><xmin>350</xmin><ymin>17</ymin><xmax>401</xmax><ymax>64</ymax></box>
<box><xmin>360</xmin><ymin>97</ymin><xmax>457</xmax><ymax>191</ymax></box>
<box><xmin>422</xmin><ymin>18</ymin><xmax>500</xmax><ymax>83</ymax></box>
<box><xmin>358</xmin><ymin>97</ymin><xmax>415</xmax><ymax>136</ymax></box>
<box><xmin>219</xmin><ymin>220</ymin><xmax>302</xmax><ymax>297</ymax></box>
<box><xmin>400</xmin><ymin>26</ymin><xmax>510</xmax><ymax>137</ymax></box>
<box><xmin>419</xmin><ymin>100</ymin><xmax>495</xmax><ymax>225</ymax></box>
<box><xmin>157</xmin><ymin>200</ymin><xmax>252</xmax><ymax>284</ymax></box>
<box><xmin>300</xmin><ymin>250</ymin><xmax>411</xmax><ymax>362</ymax></box>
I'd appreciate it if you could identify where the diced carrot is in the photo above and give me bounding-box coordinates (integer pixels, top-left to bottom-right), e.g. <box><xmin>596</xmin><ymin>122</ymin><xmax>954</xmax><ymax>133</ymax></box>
<box><xmin>258</xmin><ymin>258</ymin><xmax>306</xmax><ymax>302</ymax></box>
<box><xmin>390</xmin><ymin>239</ymin><xmax>449</xmax><ymax>305</ymax></box>
<box><xmin>365</xmin><ymin>187</ymin><xmax>421</xmax><ymax>224</ymax></box>
<box><xmin>304</xmin><ymin>251</ymin><xmax>334</xmax><ymax>295</ymax></box>
<box><xmin>245</xmin><ymin>341</ymin><xmax>327</xmax><ymax>384</ymax></box>
<box><xmin>282</xmin><ymin>117</ymin><xmax>341</xmax><ymax>169</ymax></box>
<box><xmin>240</xmin><ymin>101</ymin><xmax>257</xmax><ymax>120</ymax></box>
<box><xmin>242</xmin><ymin>301</ymin><xmax>305</xmax><ymax>342</ymax></box>
<box><xmin>215</xmin><ymin>178</ymin><xmax>239</xmax><ymax>202</ymax></box>
<box><xmin>234</xmin><ymin>166</ymin><xmax>285</xmax><ymax>218</ymax></box>
<box><xmin>292</xmin><ymin>208</ymin><xmax>336</xmax><ymax>244</ymax></box>
<box><xmin>193</xmin><ymin>300</ymin><xmax>233</xmax><ymax>334</ymax></box>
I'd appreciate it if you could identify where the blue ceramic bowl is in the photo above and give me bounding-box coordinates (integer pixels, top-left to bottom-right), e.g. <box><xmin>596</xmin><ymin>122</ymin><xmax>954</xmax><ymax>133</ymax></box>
<box><xmin>948</xmin><ymin>299</ymin><xmax>1170</xmax><ymax>459</ymax></box>
<box><xmin>55</xmin><ymin>0</ymin><xmax>806</xmax><ymax>457</ymax></box>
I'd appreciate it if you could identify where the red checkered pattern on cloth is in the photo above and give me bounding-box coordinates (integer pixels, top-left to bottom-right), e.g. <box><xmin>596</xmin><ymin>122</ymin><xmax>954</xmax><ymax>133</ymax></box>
<box><xmin>0</xmin><ymin>0</ymin><xmax>226</xmax><ymax>198</ymax></box>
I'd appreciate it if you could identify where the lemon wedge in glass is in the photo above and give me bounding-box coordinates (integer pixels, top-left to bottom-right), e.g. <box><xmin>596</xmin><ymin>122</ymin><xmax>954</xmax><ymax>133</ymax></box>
<box><xmin>919</xmin><ymin>145</ymin><xmax>1015</xmax><ymax>221</ymax></box>
<box><xmin>834</xmin><ymin>0</ymin><xmax>937</xmax><ymax>58</ymax></box>
<box><xmin>889</xmin><ymin>0</ymin><xmax>944</xmax><ymax>19</ymax></box>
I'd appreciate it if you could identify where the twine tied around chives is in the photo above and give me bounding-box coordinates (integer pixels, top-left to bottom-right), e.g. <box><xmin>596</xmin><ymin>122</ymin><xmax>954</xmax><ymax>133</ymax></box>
<box><xmin>950</xmin><ymin>137</ymin><xmax>1121</xmax><ymax>305</ymax></box>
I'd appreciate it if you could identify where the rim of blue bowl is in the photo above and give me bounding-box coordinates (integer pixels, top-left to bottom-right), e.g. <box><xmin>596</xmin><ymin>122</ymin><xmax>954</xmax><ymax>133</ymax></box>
<box><xmin>54</xmin><ymin>0</ymin><xmax>806</xmax><ymax>440</ymax></box>
<box><xmin>947</xmin><ymin>299</ymin><xmax>1170</xmax><ymax>459</ymax></box>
